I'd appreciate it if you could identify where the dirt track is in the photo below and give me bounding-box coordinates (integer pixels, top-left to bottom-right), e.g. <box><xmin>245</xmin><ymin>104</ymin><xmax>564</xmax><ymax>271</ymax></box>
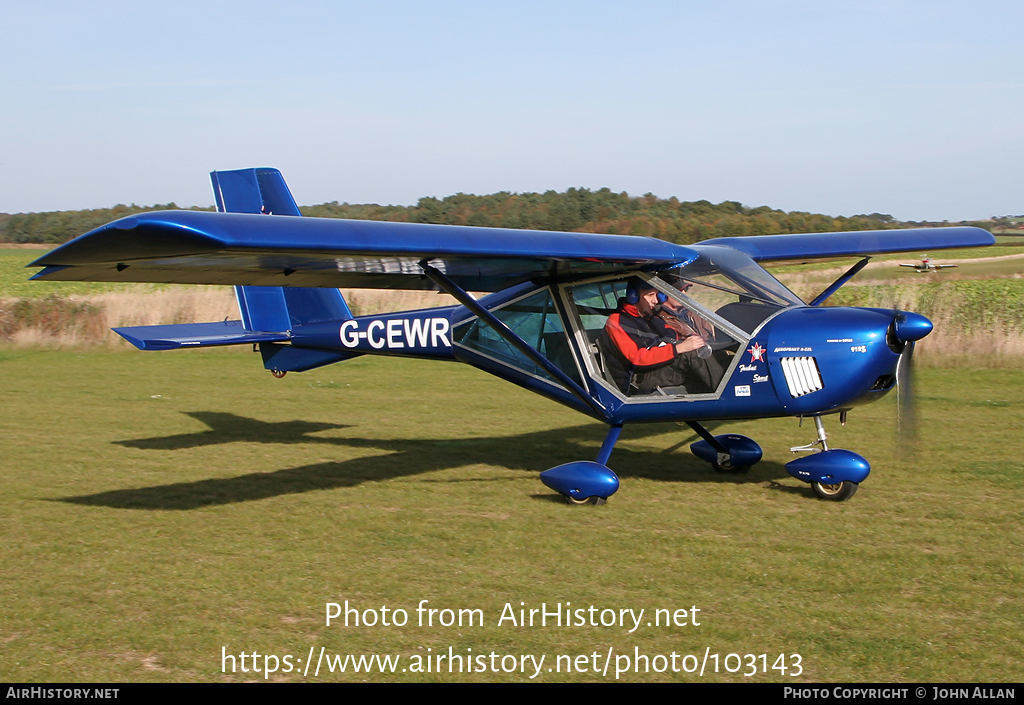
<box><xmin>777</xmin><ymin>252</ymin><xmax>1024</xmax><ymax>283</ymax></box>
<box><xmin>934</xmin><ymin>252</ymin><xmax>1024</xmax><ymax>265</ymax></box>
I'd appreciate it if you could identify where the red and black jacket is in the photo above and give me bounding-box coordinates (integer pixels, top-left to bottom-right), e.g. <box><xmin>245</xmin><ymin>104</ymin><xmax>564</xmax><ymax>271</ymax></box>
<box><xmin>601</xmin><ymin>303</ymin><xmax>678</xmax><ymax>393</ymax></box>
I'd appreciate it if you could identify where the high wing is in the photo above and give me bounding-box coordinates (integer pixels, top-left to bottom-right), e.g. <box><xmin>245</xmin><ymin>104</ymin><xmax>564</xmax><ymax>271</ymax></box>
<box><xmin>29</xmin><ymin>168</ymin><xmax>995</xmax><ymax>289</ymax></box>
<box><xmin>29</xmin><ymin>206</ymin><xmax>699</xmax><ymax>293</ymax></box>
<box><xmin>712</xmin><ymin>228</ymin><xmax>992</xmax><ymax>263</ymax></box>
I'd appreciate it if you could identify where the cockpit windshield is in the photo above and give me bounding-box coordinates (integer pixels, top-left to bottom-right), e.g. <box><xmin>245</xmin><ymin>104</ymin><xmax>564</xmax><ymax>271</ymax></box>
<box><xmin>653</xmin><ymin>246</ymin><xmax>804</xmax><ymax>335</ymax></box>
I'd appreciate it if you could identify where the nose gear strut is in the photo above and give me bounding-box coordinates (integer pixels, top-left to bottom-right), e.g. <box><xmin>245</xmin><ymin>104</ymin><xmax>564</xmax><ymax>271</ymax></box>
<box><xmin>790</xmin><ymin>415</ymin><xmax>829</xmax><ymax>453</ymax></box>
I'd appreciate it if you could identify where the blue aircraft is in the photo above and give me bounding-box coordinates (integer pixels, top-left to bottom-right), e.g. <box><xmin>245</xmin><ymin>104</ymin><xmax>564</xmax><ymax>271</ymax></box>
<box><xmin>29</xmin><ymin>168</ymin><xmax>995</xmax><ymax>505</ymax></box>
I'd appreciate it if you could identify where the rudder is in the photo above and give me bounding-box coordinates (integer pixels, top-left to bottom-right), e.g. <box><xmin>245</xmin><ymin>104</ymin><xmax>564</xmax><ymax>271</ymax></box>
<box><xmin>211</xmin><ymin>167</ymin><xmax>302</xmax><ymax>217</ymax></box>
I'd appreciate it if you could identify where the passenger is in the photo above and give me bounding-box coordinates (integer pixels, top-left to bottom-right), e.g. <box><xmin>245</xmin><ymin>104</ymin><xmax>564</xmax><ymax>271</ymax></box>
<box><xmin>660</xmin><ymin>277</ymin><xmax>715</xmax><ymax>350</ymax></box>
<box><xmin>603</xmin><ymin>278</ymin><xmax>723</xmax><ymax>395</ymax></box>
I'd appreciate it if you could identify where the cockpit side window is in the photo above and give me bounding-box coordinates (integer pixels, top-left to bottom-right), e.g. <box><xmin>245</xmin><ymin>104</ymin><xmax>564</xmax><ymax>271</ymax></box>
<box><xmin>569</xmin><ymin>281</ymin><xmax>629</xmax><ymax>389</ymax></box>
<box><xmin>455</xmin><ymin>288</ymin><xmax>582</xmax><ymax>386</ymax></box>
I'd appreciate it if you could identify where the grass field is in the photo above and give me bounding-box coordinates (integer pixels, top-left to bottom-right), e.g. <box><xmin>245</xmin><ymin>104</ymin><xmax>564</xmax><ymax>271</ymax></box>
<box><xmin>1</xmin><ymin>350</ymin><xmax>1021</xmax><ymax>682</ymax></box>
<box><xmin>0</xmin><ymin>248</ymin><xmax>172</xmax><ymax>299</ymax></box>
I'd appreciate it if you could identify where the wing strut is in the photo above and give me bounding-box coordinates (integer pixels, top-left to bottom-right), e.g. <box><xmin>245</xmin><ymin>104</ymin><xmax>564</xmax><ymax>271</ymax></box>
<box><xmin>420</xmin><ymin>261</ymin><xmax>610</xmax><ymax>421</ymax></box>
<box><xmin>809</xmin><ymin>257</ymin><xmax>871</xmax><ymax>307</ymax></box>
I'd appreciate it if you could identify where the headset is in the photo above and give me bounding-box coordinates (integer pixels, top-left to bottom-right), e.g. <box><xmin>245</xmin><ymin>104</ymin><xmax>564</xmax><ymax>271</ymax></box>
<box><xmin>625</xmin><ymin>277</ymin><xmax>667</xmax><ymax>306</ymax></box>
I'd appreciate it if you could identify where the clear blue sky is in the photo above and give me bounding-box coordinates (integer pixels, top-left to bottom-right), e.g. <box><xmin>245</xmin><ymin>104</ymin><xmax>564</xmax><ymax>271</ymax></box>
<box><xmin>2</xmin><ymin>0</ymin><xmax>1021</xmax><ymax>221</ymax></box>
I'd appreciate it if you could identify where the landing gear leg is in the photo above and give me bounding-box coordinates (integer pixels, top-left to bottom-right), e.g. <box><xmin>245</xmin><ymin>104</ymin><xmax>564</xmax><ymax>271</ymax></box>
<box><xmin>595</xmin><ymin>423</ymin><xmax>623</xmax><ymax>466</ymax></box>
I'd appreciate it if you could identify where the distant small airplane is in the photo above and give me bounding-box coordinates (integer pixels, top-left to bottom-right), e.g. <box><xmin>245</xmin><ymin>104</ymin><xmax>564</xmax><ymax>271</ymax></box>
<box><xmin>899</xmin><ymin>257</ymin><xmax>957</xmax><ymax>273</ymax></box>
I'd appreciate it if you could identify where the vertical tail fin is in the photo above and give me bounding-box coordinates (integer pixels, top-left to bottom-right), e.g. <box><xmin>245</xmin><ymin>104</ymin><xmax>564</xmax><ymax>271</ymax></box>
<box><xmin>211</xmin><ymin>167</ymin><xmax>302</xmax><ymax>217</ymax></box>
<box><xmin>210</xmin><ymin>168</ymin><xmax>353</xmax><ymax>332</ymax></box>
<box><xmin>211</xmin><ymin>168</ymin><xmax>358</xmax><ymax>373</ymax></box>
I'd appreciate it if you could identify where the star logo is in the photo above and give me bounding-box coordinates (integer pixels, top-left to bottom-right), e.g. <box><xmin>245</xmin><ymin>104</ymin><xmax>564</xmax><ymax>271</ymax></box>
<box><xmin>748</xmin><ymin>342</ymin><xmax>766</xmax><ymax>362</ymax></box>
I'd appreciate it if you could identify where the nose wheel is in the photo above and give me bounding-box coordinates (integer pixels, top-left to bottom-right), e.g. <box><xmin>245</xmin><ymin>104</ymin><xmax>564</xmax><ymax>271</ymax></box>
<box><xmin>811</xmin><ymin>480</ymin><xmax>859</xmax><ymax>501</ymax></box>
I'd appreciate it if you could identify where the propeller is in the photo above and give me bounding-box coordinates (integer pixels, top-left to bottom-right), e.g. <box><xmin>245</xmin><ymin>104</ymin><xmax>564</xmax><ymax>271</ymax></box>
<box><xmin>896</xmin><ymin>340</ymin><xmax>917</xmax><ymax>456</ymax></box>
<box><xmin>891</xmin><ymin>311</ymin><xmax>930</xmax><ymax>459</ymax></box>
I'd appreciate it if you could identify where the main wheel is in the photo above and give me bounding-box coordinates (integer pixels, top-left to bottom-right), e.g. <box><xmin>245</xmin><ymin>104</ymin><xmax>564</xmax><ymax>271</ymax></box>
<box><xmin>712</xmin><ymin>461</ymin><xmax>751</xmax><ymax>474</ymax></box>
<box><xmin>562</xmin><ymin>494</ymin><xmax>607</xmax><ymax>506</ymax></box>
<box><xmin>812</xmin><ymin>481</ymin><xmax>859</xmax><ymax>501</ymax></box>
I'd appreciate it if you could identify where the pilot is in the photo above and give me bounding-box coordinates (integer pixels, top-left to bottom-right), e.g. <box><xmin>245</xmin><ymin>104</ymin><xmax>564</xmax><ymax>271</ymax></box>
<box><xmin>603</xmin><ymin>278</ymin><xmax>723</xmax><ymax>395</ymax></box>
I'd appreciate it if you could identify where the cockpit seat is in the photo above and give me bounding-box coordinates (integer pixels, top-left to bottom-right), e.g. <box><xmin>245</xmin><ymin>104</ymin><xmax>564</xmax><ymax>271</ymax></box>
<box><xmin>595</xmin><ymin>328</ymin><xmax>635</xmax><ymax>395</ymax></box>
<box><xmin>715</xmin><ymin>301</ymin><xmax>781</xmax><ymax>335</ymax></box>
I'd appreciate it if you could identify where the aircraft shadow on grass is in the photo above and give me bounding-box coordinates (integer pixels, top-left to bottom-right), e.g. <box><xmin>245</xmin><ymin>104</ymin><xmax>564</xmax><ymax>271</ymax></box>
<box><xmin>113</xmin><ymin>411</ymin><xmax>355</xmax><ymax>450</ymax></box>
<box><xmin>59</xmin><ymin>411</ymin><xmax>798</xmax><ymax>511</ymax></box>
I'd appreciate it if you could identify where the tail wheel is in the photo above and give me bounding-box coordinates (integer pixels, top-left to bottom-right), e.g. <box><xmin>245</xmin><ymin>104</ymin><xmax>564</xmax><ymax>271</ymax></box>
<box><xmin>271</xmin><ymin>369</ymin><xmax>287</xmax><ymax>378</ymax></box>
<box><xmin>562</xmin><ymin>494</ymin><xmax>607</xmax><ymax>506</ymax></box>
<box><xmin>812</xmin><ymin>481</ymin><xmax>858</xmax><ymax>501</ymax></box>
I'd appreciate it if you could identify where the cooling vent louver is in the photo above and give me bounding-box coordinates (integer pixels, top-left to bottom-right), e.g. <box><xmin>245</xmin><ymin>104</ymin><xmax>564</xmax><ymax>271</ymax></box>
<box><xmin>780</xmin><ymin>357</ymin><xmax>823</xmax><ymax>397</ymax></box>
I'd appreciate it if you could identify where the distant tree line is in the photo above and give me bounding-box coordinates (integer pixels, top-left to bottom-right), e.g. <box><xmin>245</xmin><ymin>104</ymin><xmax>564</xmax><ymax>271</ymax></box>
<box><xmin>0</xmin><ymin>189</ymin><xmax>994</xmax><ymax>246</ymax></box>
<box><xmin>301</xmin><ymin>190</ymin><xmax>911</xmax><ymax>244</ymax></box>
<box><xmin>0</xmin><ymin>204</ymin><xmax>212</xmax><ymax>244</ymax></box>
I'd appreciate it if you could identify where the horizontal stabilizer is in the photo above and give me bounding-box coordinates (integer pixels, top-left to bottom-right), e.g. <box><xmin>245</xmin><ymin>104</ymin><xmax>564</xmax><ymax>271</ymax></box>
<box><xmin>113</xmin><ymin>321</ymin><xmax>290</xmax><ymax>351</ymax></box>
